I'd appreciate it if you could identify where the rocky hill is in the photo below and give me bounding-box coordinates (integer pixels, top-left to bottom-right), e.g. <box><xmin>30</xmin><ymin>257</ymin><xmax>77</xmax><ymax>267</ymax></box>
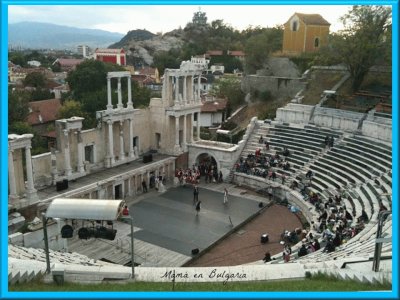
<box><xmin>110</xmin><ymin>29</ymin><xmax>185</xmax><ymax>66</ymax></box>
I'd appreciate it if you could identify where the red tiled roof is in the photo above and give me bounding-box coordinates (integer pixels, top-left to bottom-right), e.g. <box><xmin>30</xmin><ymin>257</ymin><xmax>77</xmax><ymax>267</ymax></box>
<box><xmin>227</xmin><ymin>50</ymin><xmax>245</xmax><ymax>57</ymax></box>
<box><xmin>27</xmin><ymin>98</ymin><xmax>61</xmax><ymax>125</ymax></box>
<box><xmin>206</xmin><ymin>50</ymin><xmax>223</xmax><ymax>56</ymax></box>
<box><xmin>290</xmin><ymin>13</ymin><xmax>330</xmax><ymax>26</ymax></box>
<box><xmin>45</xmin><ymin>80</ymin><xmax>61</xmax><ymax>89</ymax></box>
<box><xmin>201</xmin><ymin>98</ymin><xmax>228</xmax><ymax>113</ymax></box>
<box><xmin>41</xmin><ymin>130</ymin><xmax>57</xmax><ymax>138</ymax></box>
<box><xmin>54</xmin><ymin>58</ymin><xmax>84</xmax><ymax>67</ymax></box>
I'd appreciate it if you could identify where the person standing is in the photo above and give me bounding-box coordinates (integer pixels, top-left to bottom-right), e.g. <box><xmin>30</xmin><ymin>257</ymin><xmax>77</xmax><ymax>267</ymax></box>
<box><xmin>142</xmin><ymin>179</ymin><xmax>148</xmax><ymax>193</ymax></box>
<box><xmin>267</xmin><ymin>186</ymin><xmax>273</xmax><ymax>201</ymax></box>
<box><xmin>195</xmin><ymin>200</ymin><xmax>201</xmax><ymax>216</ymax></box>
<box><xmin>193</xmin><ymin>185</ymin><xmax>199</xmax><ymax>204</ymax></box>
<box><xmin>223</xmin><ymin>188</ymin><xmax>228</xmax><ymax>204</ymax></box>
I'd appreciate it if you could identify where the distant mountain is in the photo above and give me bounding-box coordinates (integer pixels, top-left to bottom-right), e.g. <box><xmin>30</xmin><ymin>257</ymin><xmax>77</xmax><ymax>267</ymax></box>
<box><xmin>8</xmin><ymin>22</ymin><xmax>124</xmax><ymax>50</ymax></box>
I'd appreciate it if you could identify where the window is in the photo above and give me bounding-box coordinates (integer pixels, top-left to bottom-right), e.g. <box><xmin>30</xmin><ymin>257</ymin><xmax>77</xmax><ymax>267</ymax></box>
<box><xmin>314</xmin><ymin>38</ymin><xmax>320</xmax><ymax>48</ymax></box>
<box><xmin>155</xmin><ymin>133</ymin><xmax>161</xmax><ymax>149</ymax></box>
<box><xmin>84</xmin><ymin>145</ymin><xmax>94</xmax><ymax>163</ymax></box>
<box><xmin>292</xmin><ymin>21</ymin><xmax>298</xmax><ymax>31</ymax></box>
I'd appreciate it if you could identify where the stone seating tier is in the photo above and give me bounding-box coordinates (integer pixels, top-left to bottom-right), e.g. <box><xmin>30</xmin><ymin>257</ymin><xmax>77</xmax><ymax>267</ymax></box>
<box><xmin>330</xmin><ymin>147</ymin><xmax>389</xmax><ymax>173</ymax></box>
<box><xmin>346</xmin><ymin>136</ymin><xmax>392</xmax><ymax>155</ymax></box>
<box><xmin>343</xmin><ymin>138</ymin><xmax>392</xmax><ymax>163</ymax></box>
<box><xmin>321</xmin><ymin>153</ymin><xmax>377</xmax><ymax>180</ymax></box>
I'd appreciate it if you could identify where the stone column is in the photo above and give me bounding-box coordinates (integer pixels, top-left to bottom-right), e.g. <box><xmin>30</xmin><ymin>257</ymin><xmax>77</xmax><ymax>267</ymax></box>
<box><xmin>174</xmin><ymin>116</ymin><xmax>181</xmax><ymax>153</ymax></box>
<box><xmin>107</xmin><ymin>77</ymin><xmax>113</xmax><ymax>111</ymax></box>
<box><xmin>76</xmin><ymin>131</ymin><xmax>85</xmax><ymax>173</ymax></box>
<box><xmin>183</xmin><ymin>114</ymin><xmax>187</xmax><ymax>151</ymax></box>
<box><xmin>117</xmin><ymin>77</ymin><xmax>123</xmax><ymax>109</ymax></box>
<box><xmin>190</xmin><ymin>76</ymin><xmax>194</xmax><ymax>103</ymax></box>
<box><xmin>196</xmin><ymin>113</ymin><xmax>200</xmax><ymax>140</ymax></box>
<box><xmin>190</xmin><ymin>113</ymin><xmax>194</xmax><ymax>143</ymax></box>
<box><xmin>8</xmin><ymin>150</ymin><xmax>18</xmax><ymax>199</ymax></box>
<box><xmin>127</xmin><ymin>76</ymin><xmax>133</xmax><ymax>109</ymax></box>
<box><xmin>50</xmin><ymin>147</ymin><xmax>58</xmax><ymax>184</ymax></box>
<box><xmin>132</xmin><ymin>176</ymin><xmax>136</xmax><ymax>196</ymax></box>
<box><xmin>107</xmin><ymin>120</ymin><xmax>115</xmax><ymax>166</ymax></box>
<box><xmin>197</xmin><ymin>75</ymin><xmax>201</xmax><ymax>102</ymax></box>
<box><xmin>119</xmin><ymin>121</ymin><xmax>125</xmax><ymax>160</ymax></box>
<box><xmin>175</xmin><ymin>116</ymin><xmax>180</xmax><ymax>147</ymax></box>
<box><xmin>25</xmin><ymin>145</ymin><xmax>38</xmax><ymax>202</ymax></box>
<box><xmin>183</xmin><ymin>76</ymin><xmax>187</xmax><ymax>104</ymax></box>
<box><xmin>175</xmin><ymin>76</ymin><xmax>179</xmax><ymax>105</ymax></box>
<box><xmin>63</xmin><ymin>129</ymin><xmax>72</xmax><ymax>176</ymax></box>
<box><xmin>128</xmin><ymin>118</ymin><xmax>134</xmax><ymax>158</ymax></box>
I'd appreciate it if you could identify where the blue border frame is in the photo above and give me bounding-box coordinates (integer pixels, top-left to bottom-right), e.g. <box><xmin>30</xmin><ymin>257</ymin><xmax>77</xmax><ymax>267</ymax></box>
<box><xmin>1</xmin><ymin>0</ymin><xmax>398</xmax><ymax>299</ymax></box>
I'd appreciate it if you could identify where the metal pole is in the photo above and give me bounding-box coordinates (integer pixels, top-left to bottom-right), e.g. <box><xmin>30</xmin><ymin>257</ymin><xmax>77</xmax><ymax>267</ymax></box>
<box><xmin>130</xmin><ymin>216</ymin><xmax>135</xmax><ymax>279</ymax></box>
<box><xmin>372</xmin><ymin>211</ymin><xmax>391</xmax><ymax>272</ymax></box>
<box><xmin>41</xmin><ymin>213</ymin><xmax>51</xmax><ymax>274</ymax></box>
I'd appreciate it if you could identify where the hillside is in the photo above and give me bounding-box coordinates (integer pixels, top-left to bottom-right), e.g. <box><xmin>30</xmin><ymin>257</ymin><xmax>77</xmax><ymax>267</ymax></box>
<box><xmin>112</xmin><ymin>29</ymin><xmax>185</xmax><ymax>66</ymax></box>
<box><xmin>8</xmin><ymin>22</ymin><xmax>124</xmax><ymax>50</ymax></box>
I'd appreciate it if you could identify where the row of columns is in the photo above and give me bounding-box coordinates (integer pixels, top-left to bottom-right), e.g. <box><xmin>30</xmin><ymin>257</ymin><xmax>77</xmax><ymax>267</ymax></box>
<box><xmin>8</xmin><ymin>146</ymin><xmax>38</xmax><ymax>202</ymax></box>
<box><xmin>63</xmin><ymin>129</ymin><xmax>85</xmax><ymax>177</ymax></box>
<box><xmin>174</xmin><ymin>113</ymin><xmax>201</xmax><ymax>151</ymax></box>
<box><xmin>107</xmin><ymin>75</ymin><xmax>133</xmax><ymax>111</ymax></box>
<box><xmin>173</xmin><ymin>75</ymin><xmax>202</xmax><ymax>106</ymax></box>
<box><xmin>106</xmin><ymin>118</ymin><xmax>136</xmax><ymax>167</ymax></box>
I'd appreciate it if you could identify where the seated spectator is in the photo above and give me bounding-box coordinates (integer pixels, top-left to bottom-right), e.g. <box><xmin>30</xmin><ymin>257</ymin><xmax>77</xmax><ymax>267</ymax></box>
<box><xmin>263</xmin><ymin>252</ymin><xmax>272</xmax><ymax>263</ymax></box>
<box><xmin>323</xmin><ymin>239</ymin><xmax>336</xmax><ymax>253</ymax></box>
<box><xmin>283</xmin><ymin>244</ymin><xmax>291</xmax><ymax>262</ymax></box>
<box><xmin>259</xmin><ymin>135</ymin><xmax>264</xmax><ymax>143</ymax></box>
<box><xmin>283</xmin><ymin>147</ymin><xmax>290</xmax><ymax>157</ymax></box>
<box><xmin>290</xmin><ymin>181</ymin><xmax>298</xmax><ymax>189</ymax></box>
<box><xmin>358</xmin><ymin>209</ymin><xmax>369</xmax><ymax>223</ymax></box>
<box><xmin>312</xmin><ymin>238</ymin><xmax>321</xmax><ymax>251</ymax></box>
<box><xmin>306</xmin><ymin>170</ymin><xmax>313</xmax><ymax>179</ymax></box>
<box><xmin>298</xmin><ymin>243</ymin><xmax>308</xmax><ymax>257</ymax></box>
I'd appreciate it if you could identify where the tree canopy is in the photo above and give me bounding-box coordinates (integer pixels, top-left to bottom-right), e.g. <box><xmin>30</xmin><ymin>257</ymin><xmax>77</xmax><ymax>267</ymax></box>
<box><xmin>334</xmin><ymin>5</ymin><xmax>392</xmax><ymax>91</ymax></box>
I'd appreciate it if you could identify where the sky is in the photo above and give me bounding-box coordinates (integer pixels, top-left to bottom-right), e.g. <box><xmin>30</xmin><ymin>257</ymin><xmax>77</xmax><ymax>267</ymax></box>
<box><xmin>8</xmin><ymin>5</ymin><xmax>354</xmax><ymax>35</ymax></box>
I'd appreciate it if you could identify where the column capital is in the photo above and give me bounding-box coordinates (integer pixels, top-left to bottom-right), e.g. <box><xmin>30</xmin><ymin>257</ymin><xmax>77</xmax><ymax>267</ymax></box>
<box><xmin>107</xmin><ymin>119</ymin><xmax>113</xmax><ymax>125</ymax></box>
<box><xmin>63</xmin><ymin>129</ymin><xmax>69</xmax><ymax>136</ymax></box>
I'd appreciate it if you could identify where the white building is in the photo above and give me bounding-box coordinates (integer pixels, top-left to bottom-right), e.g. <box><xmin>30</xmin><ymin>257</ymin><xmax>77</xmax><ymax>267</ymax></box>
<box><xmin>77</xmin><ymin>45</ymin><xmax>90</xmax><ymax>58</ymax></box>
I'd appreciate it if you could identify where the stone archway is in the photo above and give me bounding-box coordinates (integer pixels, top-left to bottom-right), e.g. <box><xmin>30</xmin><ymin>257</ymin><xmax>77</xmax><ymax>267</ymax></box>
<box><xmin>195</xmin><ymin>153</ymin><xmax>219</xmax><ymax>175</ymax></box>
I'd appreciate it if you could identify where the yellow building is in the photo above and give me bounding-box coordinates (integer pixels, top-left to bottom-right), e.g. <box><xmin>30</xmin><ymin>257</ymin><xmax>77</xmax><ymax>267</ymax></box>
<box><xmin>282</xmin><ymin>13</ymin><xmax>330</xmax><ymax>55</ymax></box>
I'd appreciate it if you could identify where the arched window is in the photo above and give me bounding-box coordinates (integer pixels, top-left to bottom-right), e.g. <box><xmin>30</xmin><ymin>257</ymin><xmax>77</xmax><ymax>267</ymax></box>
<box><xmin>314</xmin><ymin>37</ymin><xmax>320</xmax><ymax>48</ymax></box>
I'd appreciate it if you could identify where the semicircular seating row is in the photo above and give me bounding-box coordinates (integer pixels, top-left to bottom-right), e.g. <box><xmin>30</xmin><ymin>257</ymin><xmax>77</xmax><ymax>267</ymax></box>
<box><xmin>235</xmin><ymin>120</ymin><xmax>392</xmax><ymax>263</ymax></box>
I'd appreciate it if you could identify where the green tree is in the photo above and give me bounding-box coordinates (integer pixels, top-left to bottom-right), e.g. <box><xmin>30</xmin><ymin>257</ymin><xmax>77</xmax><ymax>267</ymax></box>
<box><xmin>243</xmin><ymin>26</ymin><xmax>283</xmax><ymax>74</ymax></box>
<box><xmin>57</xmin><ymin>100</ymin><xmax>94</xmax><ymax>129</ymax></box>
<box><xmin>23</xmin><ymin>72</ymin><xmax>46</xmax><ymax>88</ymax></box>
<box><xmin>335</xmin><ymin>5</ymin><xmax>391</xmax><ymax>91</ymax></box>
<box><xmin>67</xmin><ymin>60</ymin><xmax>124</xmax><ymax>99</ymax></box>
<box><xmin>9</xmin><ymin>52</ymin><xmax>27</xmax><ymax>67</ymax></box>
<box><xmin>153</xmin><ymin>49</ymin><xmax>181</xmax><ymax>75</ymax></box>
<box><xmin>210</xmin><ymin>77</ymin><xmax>245</xmax><ymax>110</ymax></box>
<box><xmin>8</xmin><ymin>88</ymin><xmax>30</xmax><ymax>126</ymax></box>
<box><xmin>132</xmin><ymin>81</ymin><xmax>152</xmax><ymax>108</ymax></box>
